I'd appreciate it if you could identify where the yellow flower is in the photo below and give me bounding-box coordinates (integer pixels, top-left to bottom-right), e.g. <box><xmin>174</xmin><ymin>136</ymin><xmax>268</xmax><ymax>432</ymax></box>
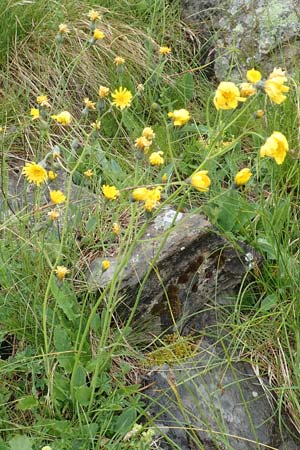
<box><xmin>48</xmin><ymin>170</ymin><xmax>57</xmax><ymax>180</ymax></box>
<box><xmin>58</xmin><ymin>23</ymin><xmax>70</xmax><ymax>34</ymax></box>
<box><xmin>88</xmin><ymin>9</ymin><xmax>101</xmax><ymax>21</ymax></box>
<box><xmin>149</xmin><ymin>151</ymin><xmax>164</xmax><ymax>166</ymax></box>
<box><xmin>161</xmin><ymin>173</ymin><xmax>168</xmax><ymax>183</ymax></box>
<box><xmin>93</xmin><ymin>29</ymin><xmax>105</xmax><ymax>40</ymax></box>
<box><xmin>30</xmin><ymin>108</ymin><xmax>40</xmax><ymax>120</ymax></box>
<box><xmin>255</xmin><ymin>109</ymin><xmax>265</xmax><ymax>118</ymax></box>
<box><xmin>135</xmin><ymin>136</ymin><xmax>152</xmax><ymax>152</ymax></box>
<box><xmin>190</xmin><ymin>170</ymin><xmax>211</xmax><ymax>192</ymax></box>
<box><xmin>111</xmin><ymin>87</ymin><xmax>133</xmax><ymax>110</ymax></box>
<box><xmin>246</xmin><ymin>68</ymin><xmax>262</xmax><ymax>83</ymax></box>
<box><xmin>54</xmin><ymin>266</ymin><xmax>70</xmax><ymax>280</ymax></box>
<box><xmin>159</xmin><ymin>46</ymin><xmax>171</xmax><ymax>55</ymax></box>
<box><xmin>264</xmin><ymin>70</ymin><xmax>289</xmax><ymax>104</ymax></box>
<box><xmin>260</xmin><ymin>131</ymin><xmax>289</xmax><ymax>165</ymax></box>
<box><xmin>144</xmin><ymin>187</ymin><xmax>162</xmax><ymax>212</ymax></box>
<box><xmin>51</xmin><ymin>111</ymin><xmax>72</xmax><ymax>126</ymax></box>
<box><xmin>37</xmin><ymin>95</ymin><xmax>50</xmax><ymax>108</ymax></box>
<box><xmin>142</xmin><ymin>127</ymin><xmax>155</xmax><ymax>140</ymax></box>
<box><xmin>84</xmin><ymin>98</ymin><xmax>96</xmax><ymax>110</ymax></box>
<box><xmin>234</xmin><ymin>168</ymin><xmax>252</xmax><ymax>186</ymax></box>
<box><xmin>50</xmin><ymin>190</ymin><xmax>66</xmax><ymax>204</ymax></box>
<box><xmin>102</xmin><ymin>185</ymin><xmax>120</xmax><ymax>200</ymax></box>
<box><xmin>114</xmin><ymin>56</ymin><xmax>125</xmax><ymax>65</ymax></box>
<box><xmin>112</xmin><ymin>222</ymin><xmax>120</xmax><ymax>234</ymax></box>
<box><xmin>98</xmin><ymin>86</ymin><xmax>110</xmax><ymax>98</ymax></box>
<box><xmin>132</xmin><ymin>187</ymin><xmax>149</xmax><ymax>201</ymax></box>
<box><xmin>214</xmin><ymin>82</ymin><xmax>246</xmax><ymax>110</ymax></box>
<box><xmin>102</xmin><ymin>260</ymin><xmax>110</xmax><ymax>271</ymax></box>
<box><xmin>239</xmin><ymin>82</ymin><xmax>256</xmax><ymax>98</ymax></box>
<box><xmin>84</xmin><ymin>169</ymin><xmax>94</xmax><ymax>177</ymax></box>
<box><xmin>168</xmin><ymin>109</ymin><xmax>191</xmax><ymax>126</ymax></box>
<box><xmin>91</xmin><ymin>120</ymin><xmax>101</xmax><ymax>130</ymax></box>
<box><xmin>48</xmin><ymin>210</ymin><xmax>60</xmax><ymax>221</ymax></box>
<box><xmin>22</xmin><ymin>162</ymin><xmax>48</xmax><ymax>186</ymax></box>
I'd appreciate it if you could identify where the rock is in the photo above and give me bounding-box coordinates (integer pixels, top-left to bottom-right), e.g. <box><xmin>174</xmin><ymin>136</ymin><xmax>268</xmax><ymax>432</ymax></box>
<box><xmin>181</xmin><ymin>0</ymin><xmax>220</xmax><ymax>21</ymax></box>
<box><xmin>144</xmin><ymin>338</ymin><xmax>298</xmax><ymax>449</ymax></box>
<box><xmin>88</xmin><ymin>207</ymin><xmax>259</xmax><ymax>335</ymax></box>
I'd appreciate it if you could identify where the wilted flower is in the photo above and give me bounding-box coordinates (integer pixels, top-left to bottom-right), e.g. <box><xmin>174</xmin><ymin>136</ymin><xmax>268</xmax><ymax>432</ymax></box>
<box><xmin>58</xmin><ymin>23</ymin><xmax>69</xmax><ymax>34</ymax></box>
<box><xmin>37</xmin><ymin>95</ymin><xmax>50</xmax><ymax>108</ymax></box>
<box><xmin>84</xmin><ymin>98</ymin><xmax>96</xmax><ymax>110</ymax></box>
<box><xmin>22</xmin><ymin>162</ymin><xmax>48</xmax><ymax>186</ymax></box>
<box><xmin>50</xmin><ymin>190</ymin><xmax>66</xmax><ymax>204</ymax></box>
<box><xmin>239</xmin><ymin>82</ymin><xmax>256</xmax><ymax>98</ymax></box>
<box><xmin>149</xmin><ymin>151</ymin><xmax>164</xmax><ymax>166</ymax></box>
<box><xmin>214</xmin><ymin>82</ymin><xmax>246</xmax><ymax>110</ymax></box>
<box><xmin>102</xmin><ymin>185</ymin><xmax>120</xmax><ymax>200</ymax></box>
<box><xmin>111</xmin><ymin>87</ymin><xmax>133</xmax><ymax>110</ymax></box>
<box><xmin>91</xmin><ymin>120</ymin><xmax>101</xmax><ymax>130</ymax></box>
<box><xmin>234</xmin><ymin>168</ymin><xmax>252</xmax><ymax>186</ymax></box>
<box><xmin>54</xmin><ymin>266</ymin><xmax>70</xmax><ymax>280</ymax></box>
<box><xmin>190</xmin><ymin>170</ymin><xmax>211</xmax><ymax>192</ymax></box>
<box><xmin>246</xmin><ymin>68</ymin><xmax>262</xmax><ymax>83</ymax></box>
<box><xmin>168</xmin><ymin>108</ymin><xmax>190</xmax><ymax>126</ymax></box>
<box><xmin>98</xmin><ymin>86</ymin><xmax>110</xmax><ymax>98</ymax></box>
<box><xmin>48</xmin><ymin>210</ymin><xmax>60</xmax><ymax>221</ymax></box>
<box><xmin>260</xmin><ymin>131</ymin><xmax>289</xmax><ymax>165</ymax></box>
<box><xmin>142</xmin><ymin>127</ymin><xmax>155</xmax><ymax>140</ymax></box>
<box><xmin>135</xmin><ymin>136</ymin><xmax>152</xmax><ymax>152</ymax></box>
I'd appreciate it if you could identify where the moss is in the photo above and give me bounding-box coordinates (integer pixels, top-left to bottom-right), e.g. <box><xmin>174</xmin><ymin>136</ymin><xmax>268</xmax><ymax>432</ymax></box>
<box><xmin>144</xmin><ymin>333</ymin><xmax>198</xmax><ymax>366</ymax></box>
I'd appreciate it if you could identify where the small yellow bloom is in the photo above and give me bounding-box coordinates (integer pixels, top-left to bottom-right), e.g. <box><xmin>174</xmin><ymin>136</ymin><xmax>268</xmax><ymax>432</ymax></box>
<box><xmin>268</xmin><ymin>67</ymin><xmax>286</xmax><ymax>79</ymax></box>
<box><xmin>264</xmin><ymin>69</ymin><xmax>289</xmax><ymax>104</ymax></box>
<box><xmin>98</xmin><ymin>86</ymin><xmax>110</xmax><ymax>98</ymax></box>
<box><xmin>246</xmin><ymin>68</ymin><xmax>262</xmax><ymax>83</ymax></box>
<box><xmin>255</xmin><ymin>109</ymin><xmax>265</xmax><ymax>118</ymax></box>
<box><xmin>149</xmin><ymin>151</ymin><xmax>164</xmax><ymax>166</ymax></box>
<box><xmin>142</xmin><ymin>127</ymin><xmax>155</xmax><ymax>140</ymax></box>
<box><xmin>84</xmin><ymin>98</ymin><xmax>96</xmax><ymax>110</ymax></box>
<box><xmin>239</xmin><ymin>82</ymin><xmax>256</xmax><ymax>98</ymax></box>
<box><xmin>48</xmin><ymin>170</ymin><xmax>57</xmax><ymax>181</ymax></box>
<box><xmin>234</xmin><ymin>168</ymin><xmax>252</xmax><ymax>186</ymax></box>
<box><xmin>111</xmin><ymin>87</ymin><xmax>133</xmax><ymax>110</ymax></box>
<box><xmin>168</xmin><ymin>109</ymin><xmax>191</xmax><ymax>126</ymax></box>
<box><xmin>114</xmin><ymin>56</ymin><xmax>125</xmax><ymax>66</ymax></box>
<box><xmin>37</xmin><ymin>95</ymin><xmax>50</xmax><ymax>108</ymax></box>
<box><xmin>132</xmin><ymin>187</ymin><xmax>149</xmax><ymax>201</ymax></box>
<box><xmin>112</xmin><ymin>222</ymin><xmax>120</xmax><ymax>234</ymax></box>
<box><xmin>54</xmin><ymin>265</ymin><xmax>70</xmax><ymax>280</ymax></box>
<box><xmin>91</xmin><ymin>120</ymin><xmax>101</xmax><ymax>130</ymax></box>
<box><xmin>260</xmin><ymin>131</ymin><xmax>289</xmax><ymax>165</ymax></box>
<box><xmin>48</xmin><ymin>210</ymin><xmax>60</xmax><ymax>221</ymax></box>
<box><xmin>93</xmin><ymin>29</ymin><xmax>105</xmax><ymax>40</ymax></box>
<box><xmin>58</xmin><ymin>23</ymin><xmax>70</xmax><ymax>34</ymax></box>
<box><xmin>135</xmin><ymin>136</ymin><xmax>152</xmax><ymax>152</ymax></box>
<box><xmin>88</xmin><ymin>9</ymin><xmax>101</xmax><ymax>21</ymax></box>
<box><xmin>50</xmin><ymin>190</ymin><xmax>66</xmax><ymax>204</ymax></box>
<box><xmin>84</xmin><ymin>169</ymin><xmax>94</xmax><ymax>178</ymax></box>
<box><xmin>22</xmin><ymin>162</ymin><xmax>48</xmax><ymax>186</ymax></box>
<box><xmin>190</xmin><ymin>170</ymin><xmax>211</xmax><ymax>192</ymax></box>
<box><xmin>30</xmin><ymin>108</ymin><xmax>40</xmax><ymax>120</ymax></box>
<box><xmin>42</xmin><ymin>446</ymin><xmax>52</xmax><ymax>450</ymax></box>
<box><xmin>102</xmin><ymin>185</ymin><xmax>120</xmax><ymax>200</ymax></box>
<box><xmin>161</xmin><ymin>173</ymin><xmax>168</xmax><ymax>183</ymax></box>
<box><xmin>159</xmin><ymin>46</ymin><xmax>171</xmax><ymax>55</ymax></box>
<box><xmin>144</xmin><ymin>187</ymin><xmax>162</xmax><ymax>212</ymax></box>
<box><xmin>51</xmin><ymin>111</ymin><xmax>72</xmax><ymax>126</ymax></box>
<box><xmin>214</xmin><ymin>82</ymin><xmax>246</xmax><ymax>110</ymax></box>
<box><xmin>102</xmin><ymin>260</ymin><xmax>110</xmax><ymax>271</ymax></box>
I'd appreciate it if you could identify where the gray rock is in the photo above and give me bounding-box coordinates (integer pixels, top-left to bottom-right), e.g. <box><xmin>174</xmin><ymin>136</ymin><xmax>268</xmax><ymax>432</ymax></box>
<box><xmin>88</xmin><ymin>207</ymin><xmax>259</xmax><ymax>335</ymax></box>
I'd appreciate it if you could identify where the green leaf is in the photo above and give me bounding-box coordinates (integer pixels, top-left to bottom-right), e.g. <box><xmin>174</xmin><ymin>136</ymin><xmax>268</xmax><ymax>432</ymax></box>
<box><xmin>74</xmin><ymin>386</ymin><xmax>91</xmax><ymax>406</ymax></box>
<box><xmin>8</xmin><ymin>436</ymin><xmax>33</xmax><ymax>450</ymax></box>
<box><xmin>86</xmin><ymin>216</ymin><xmax>97</xmax><ymax>233</ymax></box>
<box><xmin>16</xmin><ymin>395</ymin><xmax>38</xmax><ymax>411</ymax></box>
<box><xmin>260</xmin><ymin>294</ymin><xmax>278</xmax><ymax>311</ymax></box>
<box><xmin>50</xmin><ymin>278</ymin><xmax>78</xmax><ymax>322</ymax></box>
<box><xmin>73</xmin><ymin>366</ymin><xmax>86</xmax><ymax>387</ymax></box>
<box><xmin>114</xmin><ymin>407</ymin><xmax>137</xmax><ymax>435</ymax></box>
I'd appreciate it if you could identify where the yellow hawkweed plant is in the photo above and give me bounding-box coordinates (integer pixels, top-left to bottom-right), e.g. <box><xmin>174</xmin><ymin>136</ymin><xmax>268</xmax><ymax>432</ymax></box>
<box><xmin>84</xmin><ymin>169</ymin><xmax>94</xmax><ymax>178</ymax></box>
<box><xmin>54</xmin><ymin>266</ymin><xmax>70</xmax><ymax>280</ymax></box>
<box><xmin>102</xmin><ymin>185</ymin><xmax>120</xmax><ymax>200</ymax></box>
<box><xmin>159</xmin><ymin>46</ymin><xmax>171</xmax><ymax>55</ymax></box>
<box><xmin>260</xmin><ymin>131</ymin><xmax>289</xmax><ymax>165</ymax></box>
<box><xmin>142</xmin><ymin>127</ymin><xmax>155</xmax><ymax>140</ymax></box>
<box><xmin>51</xmin><ymin>111</ymin><xmax>72</xmax><ymax>126</ymax></box>
<box><xmin>84</xmin><ymin>98</ymin><xmax>96</xmax><ymax>110</ymax></box>
<box><xmin>234</xmin><ymin>168</ymin><xmax>252</xmax><ymax>186</ymax></box>
<box><xmin>22</xmin><ymin>162</ymin><xmax>48</xmax><ymax>186</ymax></box>
<box><xmin>239</xmin><ymin>83</ymin><xmax>256</xmax><ymax>98</ymax></box>
<box><xmin>111</xmin><ymin>87</ymin><xmax>133</xmax><ymax>110</ymax></box>
<box><xmin>93</xmin><ymin>29</ymin><xmax>105</xmax><ymax>40</ymax></box>
<box><xmin>246</xmin><ymin>68</ymin><xmax>262</xmax><ymax>83</ymax></box>
<box><xmin>98</xmin><ymin>86</ymin><xmax>110</xmax><ymax>98</ymax></box>
<box><xmin>48</xmin><ymin>170</ymin><xmax>57</xmax><ymax>181</ymax></box>
<box><xmin>102</xmin><ymin>260</ymin><xmax>111</xmax><ymax>271</ymax></box>
<box><xmin>132</xmin><ymin>187</ymin><xmax>149</xmax><ymax>202</ymax></box>
<box><xmin>92</xmin><ymin>120</ymin><xmax>101</xmax><ymax>130</ymax></box>
<box><xmin>144</xmin><ymin>187</ymin><xmax>162</xmax><ymax>212</ymax></box>
<box><xmin>114</xmin><ymin>56</ymin><xmax>125</xmax><ymax>66</ymax></box>
<box><xmin>112</xmin><ymin>222</ymin><xmax>120</xmax><ymax>234</ymax></box>
<box><xmin>135</xmin><ymin>136</ymin><xmax>152</xmax><ymax>152</ymax></box>
<box><xmin>149</xmin><ymin>151</ymin><xmax>164</xmax><ymax>166</ymax></box>
<box><xmin>264</xmin><ymin>68</ymin><xmax>289</xmax><ymax>104</ymax></box>
<box><xmin>48</xmin><ymin>210</ymin><xmax>60</xmax><ymax>221</ymax></box>
<box><xmin>37</xmin><ymin>95</ymin><xmax>50</xmax><ymax>108</ymax></box>
<box><xmin>168</xmin><ymin>109</ymin><xmax>191</xmax><ymax>126</ymax></box>
<box><xmin>58</xmin><ymin>24</ymin><xmax>70</xmax><ymax>34</ymax></box>
<box><xmin>190</xmin><ymin>170</ymin><xmax>211</xmax><ymax>192</ymax></box>
<box><xmin>50</xmin><ymin>190</ymin><xmax>66</xmax><ymax>205</ymax></box>
<box><xmin>88</xmin><ymin>9</ymin><xmax>101</xmax><ymax>21</ymax></box>
<box><xmin>214</xmin><ymin>82</ymin><xmax>246</xmax><ymax>110</ymax></box>
<box><xmin>30</xmin><ymin>108</ymin><xmax>40</xmax><ymax>120</ymax></box>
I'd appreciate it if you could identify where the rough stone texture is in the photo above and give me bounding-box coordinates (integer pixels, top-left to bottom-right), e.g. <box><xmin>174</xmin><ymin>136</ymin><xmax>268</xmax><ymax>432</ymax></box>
<box><xmin>88</xmin><ymin>208</ymin><xmax>259</xmax><ymax>335</ymax></box>
<box><xmin>145</xmin><ymin>339</ymin><xmax>298</xmax><ymax>449</ymax></box>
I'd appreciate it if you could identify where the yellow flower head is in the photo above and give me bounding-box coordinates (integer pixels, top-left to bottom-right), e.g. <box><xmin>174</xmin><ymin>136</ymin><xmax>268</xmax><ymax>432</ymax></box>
<box><xmin>30</xmin><ymin>108</ymin><xmax>40</xmax><ymax>120</ymax></box>
<box><xmin>84</xmin><ymin>98</ymin><xmax>96</xmax><ymax>110</ymax></box>
<box><xmin>91</xmin><ymin>120</ymin><xmax>101</xmax><ymax>130</ymax></box>
<box><xmin>51</xmin><ymin>111</ymin><xmax>72</xmax><ymax>126</ymax></box>
<box><xmin>149</xmin><ymin>151</ymin><xmax>164</xmax><ymax>166</ymax></box>
<box><xmin>37</xmin><ymin>95</ymin><xmax>50</xmax><ymax>108</ymax></box>
<box><xmin>22</xmin><ymin>162</ymin><xmax>48</xmax><ymax>186</ymax></box>
<box><xmin>132</xmin><ymin>187</ymin><xmax>149</xmax><ymax>202</ymax></box>
<box><xmin>102</xmin><ymin>260</ymin><xmax>110</xmax><ymax>271</ymax></box>
<box><xmin>93</xmin><ymin>29</ymin><xmax>105</xmax><ymax>40</ymax></box>
<box><xmin>114</xmin><ymin>56</ymin><xmax>125</xmax><ymax>66</ymax></box>
<box><xmin>161</xmin><ymin>173</ymin><xmax>168</xmax><ymax>183</ymax></box>
<box><xmin>88</xmin><ymin>9</ymin><xmax>101</xmax><ymax>21</ymax></box>
<box><xmin>239</xmin><ymin>82</ymin><xmax>256</xmax><ymax>98</ymax></box>
<box><xmin>159</xmin><ymin>46</ymin><xmax>171</xmax><ymax>55</ymax></box>
<box><xmin>142</xmin><ymin>127</ymin><xmax>155</xmax><ymax>140</ymax></box>
<box><xmin>260</xmin><ymin>131</ymin><xmax>289</xmax><ymax>165</ymax></box>
<box><xmin>144</xmin><ymin>187</ymin><xmax>162</xmax><ymax>212</ymax></box>
<box><xmin>246</xmin><ymin>68</ymin><xmax>262</xmax><ymax>83</ymax></box>
<box><xmin>48</xmin><ymin>170</ymin><xmax>57</xmax><ymax>181</ymax></box>
<box><xmin>214</xmin><ymin>82</ymin><xmax>246</xmax><ymax>110</ymax></box>
<box><xmin>255</xmin><ymin>109</ymin><xmax>265</xmax><ymax>118</ymax></box>
<box><xmin>58</xmin><ymin>23</ymin><xmax>70</xmax><ymax>34</ymax></box>
<box><xmin>98</xmin><ymin>86</ymin><xmax>110</xmax><ymax>98</ymax></box>
<box><xmin>84</xmin><ymin>169</ymin><xmax>94</xmax><ymax>178</ymax></box>
<box><xmin>268</xmin><ymin>67</ymin><xmax>286</xmax><ymax>79</ymax></box>
<box><xmin>111</xmin><ymin>87</ymin><xmax>133</xmax><ymax>110</ymax></box>
<box><xmin>168</xmin><ymin>108</ymin><xmax>191</xmax><ymax>126</ymax></box>
<box><xmin>135</xmin><ymin>136</ymin><xmax>152</xmax><ymax>152</ymax></box>
<box><xmin>190</xmin><ymin>170</ymin><xmax>211</xmax><ymax>192</ymax></box>
<box><xmin>48</xmin><ymin>210</ymin><xmax>60</xmax><ymax>221</ymax></box>
<box><xmin>50</xmin><ymin>190</ymin><xmax>66</xmax><ymax>204</ymax></box>
<box><xmin>54</xmin><ymin>265</ymin><xmax>70</xmax><ymax>280</ymax></box>
<box><xmin>234</xmin><ymin>168</ymin><xmax>252</xmax><ymax>186</ymax></box>
<box><xmin>112</xmin><ymin>222</ymin><xmax>120</xmax><ymax>234</ymax></box>
<box><xmin>264</xmin><ymin>70</ymin><xmax>289</xmax><ymax>104</ymax></box>
<box><xmin>102</xmin><ymin>185</ymin><xmax>120</xmax><ymax>200</ymax></box>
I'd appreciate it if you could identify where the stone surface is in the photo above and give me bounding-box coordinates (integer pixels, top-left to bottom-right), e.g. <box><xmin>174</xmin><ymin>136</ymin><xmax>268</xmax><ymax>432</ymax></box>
<box><xmin>144</xmin><ymin>339</ymin><xmax>298</xmax><ymax>449</ymax></box>
<box><xmin>88</xmin><ymin>208</ymin><xmax>259</xmax><ymax>335</ymax></box>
